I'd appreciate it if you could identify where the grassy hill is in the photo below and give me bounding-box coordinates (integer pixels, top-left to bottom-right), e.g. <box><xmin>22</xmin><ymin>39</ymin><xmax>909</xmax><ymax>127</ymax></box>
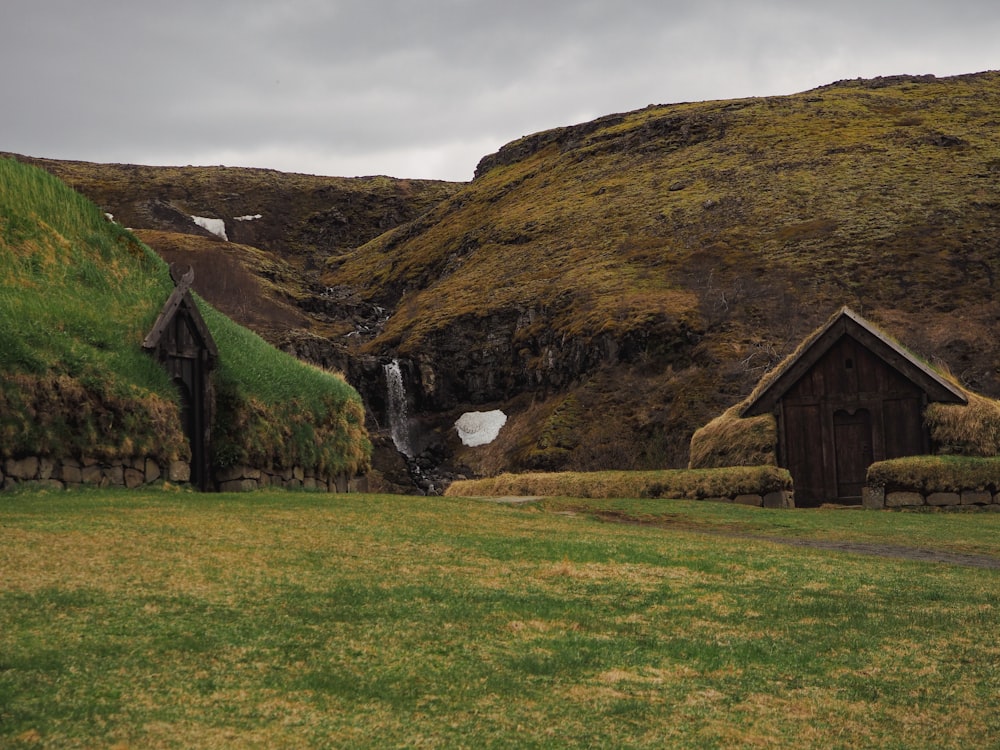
<box><xmin>8</xmin><ymin>71</ymin><xmax>1000</xmax><ymax>484</ymax></box>
<box><xmin>323</xmin><ymin>71</ymin><xmax>1000</xmax><ymax>472</ymax></box>
<box><xmin>0</xmin><ymin>157</ymin><xmax>370</xmax><ymax>480</ymax></box>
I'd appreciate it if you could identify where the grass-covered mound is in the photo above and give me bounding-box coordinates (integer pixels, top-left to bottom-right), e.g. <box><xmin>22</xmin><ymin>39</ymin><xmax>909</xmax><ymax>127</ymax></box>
<box><xmin>445</xmin><ymin>466</ymin><xmax>791</xmax><ymax>500</ymax></box>
<box><xmin>867</xmin><ymin>455</ymin><xmax>1000</xmax><ymax>494</ymax></box>
<box><xmin>0</xmin><ymin>158</ymin><xmax>369</xmax><ymax>478</ymax></box>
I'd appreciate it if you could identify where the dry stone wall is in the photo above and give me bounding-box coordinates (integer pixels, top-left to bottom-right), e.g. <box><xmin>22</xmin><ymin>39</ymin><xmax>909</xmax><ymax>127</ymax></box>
<box><xmin>1</xmin><ymin>455</ymin><xmax>353</xmax><ymax>493</ymax></box>
<box><xmin>863</xmin><ymin>486</ymin><xmax>1000</xmax><ymax>509</ymax></box>
<box><xmin>214</xmin><ymin>464</ymin><xmax>351</xmax><ymax>493</ymax></box>
<box><xmin>2</xmin><ymin>455</ymin><xmax>191</xmax><ymax>491</ymax></box>
<box><xmin>693</xmin><ymin>490</ymin><xmax>795</xmax><ymax>508</ymax></box>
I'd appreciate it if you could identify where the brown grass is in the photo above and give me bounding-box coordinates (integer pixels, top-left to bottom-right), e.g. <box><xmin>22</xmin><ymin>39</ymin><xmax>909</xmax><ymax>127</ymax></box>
<box><xmin>687</xmin><ymin>404</ymin><xmax>776</xmax><ymax>469</ymax></box>
<box><xmin>926</xmin><ymin>390</ymin><xmax>1000</xmax><ymax>456</ymax></box>
<box><xmin>446</xmin><ymin>465</ymin><xmax>791</xmax><ymax>500</ymax></box>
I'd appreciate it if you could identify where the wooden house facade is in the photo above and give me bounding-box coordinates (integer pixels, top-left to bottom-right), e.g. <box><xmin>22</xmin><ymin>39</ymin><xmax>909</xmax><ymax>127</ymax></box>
<box><xmin>741</xmin><ymin>308</ymin><xmax>966</xmax><ymax>506</ymax></box>
<box><xmin>143</xmin><ymin>265</ymin><xmax>218</xmax><ymax>491</ymax></box>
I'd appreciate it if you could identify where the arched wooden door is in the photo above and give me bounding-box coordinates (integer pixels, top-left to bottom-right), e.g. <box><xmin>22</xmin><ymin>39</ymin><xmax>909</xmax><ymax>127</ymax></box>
<box><xmin>833</xmin><ymin>408</ymin><xmax>873</xmax><ymax>502</ymax></box>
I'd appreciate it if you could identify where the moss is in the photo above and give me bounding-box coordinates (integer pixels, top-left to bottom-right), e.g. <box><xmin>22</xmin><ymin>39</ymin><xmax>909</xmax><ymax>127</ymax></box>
<box><xmin>926</xmin><ymin>391</ymin><xmax>1000</xmax><ymax>457</ymax></box>
<box><xmin>445</xmin><ymin>465</ymin><xmax>792</xmax><ymax>500</ymax></box>
<box><xmin>867</xmin><ymin>455</ymin><xmax>1000</xmax><ymax>494</ymax></box>
<box><xmin>688</xmin><ymin>404</ymin><xmax>777</xmax><ymax>469</ymax></box>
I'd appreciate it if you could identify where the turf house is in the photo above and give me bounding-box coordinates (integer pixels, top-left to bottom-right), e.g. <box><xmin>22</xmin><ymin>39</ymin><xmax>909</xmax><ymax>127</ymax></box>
<box><xmin>143</xmin><ymin>264</ymin><xmax>218</xmax><ymax>491</ymax></box>
<box><xmin>689</xmin><ymin>307</ymin><xmax>1000</xmax><ymax>507</ymax></box>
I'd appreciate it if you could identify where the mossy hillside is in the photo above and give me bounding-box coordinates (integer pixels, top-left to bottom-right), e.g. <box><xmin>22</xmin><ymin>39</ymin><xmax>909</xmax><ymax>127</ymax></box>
<box><xmin>1</xmin><ymin>154</ymin><xmax>464</xmax><ymax>264</ymax></box>
<box><xmin>329</xmin><ymin>72</ymin><xmax>1000</xmax><ymax>360</ymax></box>
<box><xmin>0</xmin><ymin>158</ymin><xmax>370</xmax><ymax>477</ymax></box>
<box><xmin>326</xmin><ymin>72</ymin><xmax>1000</xmax><ymax>470</ymax></box>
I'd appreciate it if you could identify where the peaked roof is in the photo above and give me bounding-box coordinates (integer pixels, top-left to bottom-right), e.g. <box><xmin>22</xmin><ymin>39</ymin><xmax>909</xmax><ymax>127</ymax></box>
<box><xmin>142</xmin><ymin>264</ymin><xmax>219</xmax><ymax>362</ymax></box>
<box><xmin>740</xmin><ymin>307</ymin><xmax>967</xmax><ymax>417</ymax></box>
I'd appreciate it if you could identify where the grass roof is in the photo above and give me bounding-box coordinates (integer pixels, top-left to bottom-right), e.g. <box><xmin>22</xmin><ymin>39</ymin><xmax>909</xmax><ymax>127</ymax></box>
<box><xmin>0</xmin><ymin>157</ymin><xmax>370</xmax><ymax>477</ymax></box>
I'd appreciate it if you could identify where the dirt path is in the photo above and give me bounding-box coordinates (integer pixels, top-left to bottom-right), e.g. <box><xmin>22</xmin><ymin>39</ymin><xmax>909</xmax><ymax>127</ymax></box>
<box><xmin>479</xmin><ymin>497</ymin><xmax>1000</xmax><ymax>569</ymax></box>
<box><xmin>585</xmin><ymin>508</ymin><xmax>1000</xmax><ymax>569</ymax></box>
<box><xmin>749</xmin><ymin>535</ymin><xmax>1000</xmax><ymax>569</ymax></box>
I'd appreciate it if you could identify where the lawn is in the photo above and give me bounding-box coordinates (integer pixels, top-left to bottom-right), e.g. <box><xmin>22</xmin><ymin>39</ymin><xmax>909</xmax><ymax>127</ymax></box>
<box><xmin>1</xmin><ymin>488</ymin><xmax>998</xmax><ymax>748</ymax></box>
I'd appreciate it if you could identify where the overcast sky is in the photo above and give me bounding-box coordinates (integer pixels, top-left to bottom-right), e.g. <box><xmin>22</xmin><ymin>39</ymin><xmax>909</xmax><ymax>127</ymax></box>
<box><xmin>2</xmin><ymin>0</ymin><xmax>997</xmax><ymax>182</ymax></box>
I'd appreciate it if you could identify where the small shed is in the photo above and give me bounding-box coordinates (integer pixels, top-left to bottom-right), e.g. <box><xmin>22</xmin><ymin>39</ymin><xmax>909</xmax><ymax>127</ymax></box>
<box><xmin>740</xmin><ymin>307</ymin><xmax>966</xmax><ymax>506</ymax></box>
<box><xmin>143</xmin><ymin>264</ymin><xmax>218</xmax><ymax>490</ymax></box>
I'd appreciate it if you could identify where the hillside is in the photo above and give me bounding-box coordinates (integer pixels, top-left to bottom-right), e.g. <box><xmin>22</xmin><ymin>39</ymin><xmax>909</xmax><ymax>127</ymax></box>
<box><xmin>0</xmin><ymin>158</ymin><xmax>370</xmax><ymax>485</ymax></box>
<box><xmin>324</xmin><ymin>71</ymin><xmax>1000</xmax><ymax>475</ymax></box>
<box><xmin>8</xmin><ymin>71</ymin><xmax>1000</xmax><ymax>487</ymax></box>
<box><xmin>0</xmin><ymin>155</ymin><xmax>464</xmax><ymax>347</ymax></box>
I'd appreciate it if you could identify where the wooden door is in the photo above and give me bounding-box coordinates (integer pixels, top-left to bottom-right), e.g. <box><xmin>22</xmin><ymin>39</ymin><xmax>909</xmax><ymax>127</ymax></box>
<box><xmin>833</xmin><ymin>408</ymin><xmax>873</xmax><ymax>502</ymax></box>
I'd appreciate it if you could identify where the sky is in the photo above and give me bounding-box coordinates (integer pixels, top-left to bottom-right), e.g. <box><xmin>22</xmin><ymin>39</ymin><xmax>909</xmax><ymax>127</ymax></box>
<box><xmin>2</xmin><ymin>0</ymin><xmax>997</xmax><ymax>182</ymax></box>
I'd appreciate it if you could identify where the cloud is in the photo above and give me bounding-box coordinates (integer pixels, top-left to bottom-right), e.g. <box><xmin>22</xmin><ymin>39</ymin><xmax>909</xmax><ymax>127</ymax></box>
<box><xmin>2</xmin><ymin>0</ymin><xmax>997</xmax><ymax>180</ymax></box>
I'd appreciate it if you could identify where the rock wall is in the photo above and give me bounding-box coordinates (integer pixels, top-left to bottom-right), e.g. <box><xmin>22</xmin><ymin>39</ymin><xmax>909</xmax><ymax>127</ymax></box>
<box><xmin>2</xmin><ymin>456</ymin><xmax>191</xmax><ymax>491</ymax></box>
<box><xmin>1</xmin><ymin>455</ymin><xmax>359</xmax><ymax>493</ymax></box>
<box><xmin>863</xmin><ymin>486</ymin><xmax>1000</xmax><ymax>509</ymax></box>
<box><xmin>215</xmin><ymin>464</ymin><xmax>360</xmax><ymax>493</ymax></box>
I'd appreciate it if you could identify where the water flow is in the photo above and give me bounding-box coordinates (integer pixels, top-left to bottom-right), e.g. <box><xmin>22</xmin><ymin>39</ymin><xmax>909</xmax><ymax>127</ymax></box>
<box><xmin>383</xmin><ymin>359</ymin><xmax>412</xmax><ymax>457</ymax></box>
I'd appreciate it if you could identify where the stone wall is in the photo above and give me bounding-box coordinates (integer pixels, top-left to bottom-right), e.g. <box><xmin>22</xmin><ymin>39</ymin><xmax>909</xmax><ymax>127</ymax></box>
<box><xmin>863</xmin><ymin>486</ymin><xmax>1000</xmax><ymax>509</ymax></box>
<box><xmin>214</xmin><ymin>464</ymin><xmax>352</xmax><ymax>493</ymax></box>
<box><xmin>1</xmin><ymin>455</ymin><xmax>359</xmax><ymax>493</ymax></box>
<box><xmin>693</xmin><ymin>490</ymin><xmax>795</xmax><ymax>508</ymax></box>
<box><xmin>2</xmin><ymin>455</ymin><xmax>191</xmax><ymax>491</ymax></box>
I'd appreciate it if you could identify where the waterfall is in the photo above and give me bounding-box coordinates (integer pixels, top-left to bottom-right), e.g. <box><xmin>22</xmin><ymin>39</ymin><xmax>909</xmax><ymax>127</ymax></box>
<box><xmin>383</xmin><ymin>359</ymin><xmax>412</xmax><ymax>457</ymax></box>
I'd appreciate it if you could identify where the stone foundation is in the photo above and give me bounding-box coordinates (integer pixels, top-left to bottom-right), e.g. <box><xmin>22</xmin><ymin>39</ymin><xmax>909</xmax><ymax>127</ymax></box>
<box><xmin>2</xmin><ymin>456</ymin><xmax>191</xmax><ymax>492</ymax></box>
<box><xmin>863</xmin><ymin>486</ymin><xmax>1000</xmax><ymax>509</ymax></box>
<box><xmin>215</xmin><ymin>464</ymin><xmax>348</xmax><ymax>493</ymax></box>
<box><xmin>693</xmin><ymin>490</ymin><xmax>795</xmax><ymax>508</ymax></box>
<box><xmin>1</xmin><ymin>455</ymin><xmax>352</xmax><ymax>494</ymax></box>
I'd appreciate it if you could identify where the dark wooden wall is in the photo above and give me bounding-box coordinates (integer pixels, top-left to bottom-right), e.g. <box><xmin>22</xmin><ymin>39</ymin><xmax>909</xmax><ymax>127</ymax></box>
<box><xmin>777</xmin><ymin>336</ymin><xmax>927</xmax><ymax>506</ymax></box>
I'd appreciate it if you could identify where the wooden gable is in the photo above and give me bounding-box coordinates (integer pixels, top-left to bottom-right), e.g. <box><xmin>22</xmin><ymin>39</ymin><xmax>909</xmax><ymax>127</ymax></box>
<box><xmin>740</xmin><ymin>308</ymin><xmax>966</xmax><ymax>506</ymax></box>
<box><xmin>742</xmin><ymin>307</ymin><xmax>966</xmax><ymax>418</ymax></box>
<box><xmin>143</xmin><ymin>265</ymin><xmax>218</xmax><ymax>364</ymax></box>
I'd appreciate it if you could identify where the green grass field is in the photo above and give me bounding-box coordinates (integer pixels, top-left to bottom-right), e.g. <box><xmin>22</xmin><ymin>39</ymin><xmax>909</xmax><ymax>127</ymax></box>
<box><xmin>2</xmin><ymin>489</ymin><xmax>998</xmax><ymax>748</ymax></box>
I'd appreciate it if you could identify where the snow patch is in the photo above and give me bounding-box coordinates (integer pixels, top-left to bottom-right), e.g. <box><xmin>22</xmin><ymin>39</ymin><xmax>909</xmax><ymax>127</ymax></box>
<box><xmin>234</xmin><ymin>213</ymin><xmax>263</xmax><ymax>221</ymax></box>
<box><xmin>191</xmin><ymin>215</ymin><xmax>228</xmax><ymax>241</ymax></box>
<box><xmin>455</xmin><ymin>410</ymin><xmax>507</xmax><ymax>447</ymax></box>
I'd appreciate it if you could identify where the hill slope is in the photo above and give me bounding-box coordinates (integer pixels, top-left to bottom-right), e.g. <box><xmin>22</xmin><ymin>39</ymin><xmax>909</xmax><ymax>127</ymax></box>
<box><xmin>8</xmin><ymin>72</ymin><xmax>999</xmax><ymax>486</ymax></box>
<box><xmin>0</xmin><ymin>158</ymin><xmax>370</xmax><ymax>483</ymax></box>
<box><xmin>323</xmin><ymin>71</ymin><xmax>1000</xmax><ymax>474</ymax></box>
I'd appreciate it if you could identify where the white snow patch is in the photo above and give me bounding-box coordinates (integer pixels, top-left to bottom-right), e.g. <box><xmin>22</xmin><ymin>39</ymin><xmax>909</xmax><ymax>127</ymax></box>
<box><xmin>191</xmin><ymin>215</ymin><xmax>228</xmax><ymax>241</ymax></box>
<box><xmin>455</xmin><ymin>410</ymin><xmax>507</xmax><ymax>447</ymax></box>
<box><xmin>234</xmin><ymin>213</ymin><xmax>263</xmax><ymax>221</ymax></box>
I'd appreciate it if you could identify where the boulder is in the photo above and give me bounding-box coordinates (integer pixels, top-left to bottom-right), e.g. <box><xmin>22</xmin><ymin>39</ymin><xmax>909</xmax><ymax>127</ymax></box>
<box><xmin>124</xmin><ymin>468</ymin><xmax>145</xmax><ymax>489</ymax></box>
<box><xmin>886</xmin><ymin>491</ymin><xmax>924</xmax><ymax>507</ymax></box>
<box><xmin>5</xmin><ymin>456</ymin><xmax>39</xmax><ymax>480</ymax></box>
<box><xmin>927</xmin><ymin>492</ymin><xmax>960</xmax><ymax>506</ymax></box>
<box><xmin>961</xmin><ymin>491</ymin><xmax>992</xmax><ymax>506</ymax></box>
<box><xmin>168</xmin><ymin>461</ymin><xmax>191</xmax><ymax>483</ymax></box>
<box><xmin>60</xmin><ymin>461</ymin><xmax>83</xmax><ymax>484</ymax></box>
<box><xmin>104</xmin><ymin>464</ymin><xmax>125</xmax><ymax>487</ymax></box>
